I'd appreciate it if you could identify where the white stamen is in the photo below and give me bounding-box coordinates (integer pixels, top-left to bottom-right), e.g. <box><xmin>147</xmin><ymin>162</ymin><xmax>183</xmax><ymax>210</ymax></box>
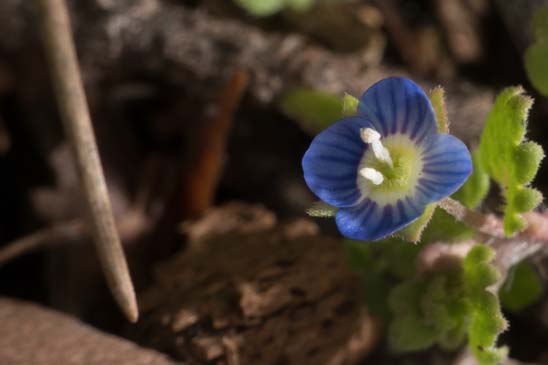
<box><xmin>360</xmin><ymin>167</ymin><xmax>384</xmax><ymax>185</ymax></box>
<box><xmin>360</xmin><ymin>127</ymin><xmax>393</xmax><ymax>167</ymax></box>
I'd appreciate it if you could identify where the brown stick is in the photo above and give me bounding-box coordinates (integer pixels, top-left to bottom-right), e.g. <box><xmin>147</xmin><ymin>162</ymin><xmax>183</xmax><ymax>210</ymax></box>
<box><xmin>181</xmin><ymin>70</ymin><xmax>249</xmax><ymax>218</ymax></box>
<box><xmin>35</xmin><ymin>0</ymin><xmax>138</xmax><ymax>322</ymax></box>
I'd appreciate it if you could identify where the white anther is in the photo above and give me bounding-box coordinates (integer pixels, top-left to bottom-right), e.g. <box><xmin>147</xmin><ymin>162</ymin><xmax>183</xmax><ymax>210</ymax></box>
<box><xmin>360</xmin><ymin>167</ymin><xmax>384</xmax><ymax>185</ymax></box>
<box><xmin>360</xmin><ymin>128</ymin><xmax>381</xmax><ymax>143</ymax></box>
<box><xmin>359</xmin><ymin>128</ymin><xmax>393</xmax><ymax>167</ymax></box>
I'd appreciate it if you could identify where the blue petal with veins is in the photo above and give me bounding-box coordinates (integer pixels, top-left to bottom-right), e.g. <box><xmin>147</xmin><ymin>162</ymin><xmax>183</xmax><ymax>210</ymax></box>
<box><xmin>302</xmin><ymin>77</ymin><xmax>472</xmax><ymax>241</ymax></box>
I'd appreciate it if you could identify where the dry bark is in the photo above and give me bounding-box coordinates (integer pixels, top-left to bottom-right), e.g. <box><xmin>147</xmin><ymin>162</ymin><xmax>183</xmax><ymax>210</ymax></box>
<box><xmin>132</xmin><ymin>203</ymin><xmax>378</xmax><ymax>365</ymax></box>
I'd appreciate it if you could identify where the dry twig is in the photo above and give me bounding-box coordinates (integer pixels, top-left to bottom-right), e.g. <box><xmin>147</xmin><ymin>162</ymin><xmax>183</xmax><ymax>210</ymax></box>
<box><xmin>0</xmin><ymin>221</ymin><xmax>83</xmax><ymax>267</ymax></box>
<box><xmin>35</xmin><ymin>0</ymin><xmax>138</xmax><ymax>322</ymax></box>
<box><xmin>181</xmin><ymin>70</ymin><xmax>249</xmax><ymax>218</ymax></box>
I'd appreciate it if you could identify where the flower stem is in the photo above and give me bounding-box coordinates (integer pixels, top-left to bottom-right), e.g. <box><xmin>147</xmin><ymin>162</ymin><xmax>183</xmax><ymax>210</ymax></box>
<box><xmin>437</xmin><ymin>197</ymin><xmax>504</xmax><ymax>239</ymax></box>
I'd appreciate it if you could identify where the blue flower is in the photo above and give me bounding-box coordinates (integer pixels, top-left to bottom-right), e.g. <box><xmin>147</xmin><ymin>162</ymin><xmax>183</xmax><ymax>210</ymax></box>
<box><xmin>302</xmin><ymin>77</ymin><xmax>472</xmax><ymax>241</ymax></box>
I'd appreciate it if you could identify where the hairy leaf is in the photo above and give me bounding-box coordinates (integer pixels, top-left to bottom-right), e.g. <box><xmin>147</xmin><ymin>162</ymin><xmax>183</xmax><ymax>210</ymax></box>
<box><xmin>463</xmin><ymin>245</ymin><xmax>508</xmax><ymax>365</ymax></box>
<box><xmin>478</xmin><ymin>87</ymin><xmax>544</xmax><ymax>235</ymax></box>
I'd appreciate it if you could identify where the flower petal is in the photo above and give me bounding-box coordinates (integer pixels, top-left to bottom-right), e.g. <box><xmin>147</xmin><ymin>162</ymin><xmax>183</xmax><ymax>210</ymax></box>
<box><xmin>417</xmin><ymin>134</ymin><xmax>473</xmax><ymax>203</ymax></box>
<box><xmin>358</xmin><ymin>77</ymin><xmax>437</xmax><ymax>143</ymax></box>
<box><xmin>335</xmin><ymin>198</ymin><xmax>423</xmax><ymax>241</ymax></box>
<box><xmin>302</xmin><ymin>116</ymin><xmax>373</xmax><ymax>207</ymax></box>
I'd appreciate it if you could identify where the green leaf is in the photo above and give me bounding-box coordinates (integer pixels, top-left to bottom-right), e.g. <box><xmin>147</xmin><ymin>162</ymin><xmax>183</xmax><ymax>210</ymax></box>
<box><xmin>234</xmin><ymin>0</ymin><xmax>285</xmax><ymax>16</ymax></box>
<box><xmin>500</xmin><ymin>261</ymin><xmax>543</xmax><ymax>312</ymax></box>
<box><xmin>453</xmin><ymin>150</ymin><xmax>490</xmax><ymax>209</ymax></box>
<box><xmin>280</xmin><ymin>88</ymin><xmax>343</xmax><ymax>134</ymax></box>
<box><xmin>306</xmin><ymin>201</ymin><xmax>337</xmax><ymax>217</ymax></box>
<box><xmin>429</xmin><ymin>86</ymin><xmax>449</xmax><ymax>133</ymax></box>
<box><xmin>478</xmin><ymin>86</ymin><xmax>544</xmax><ymax>236</ymax></box>
<box><xmin>463</xmin><ymin>245</ymin><xmax>508</xmax><ymax>365</ymax></box>
<box><xmin>525</xmin><ymin>7</ymin><xmax>548</xmax><ymax>96</ymax></box>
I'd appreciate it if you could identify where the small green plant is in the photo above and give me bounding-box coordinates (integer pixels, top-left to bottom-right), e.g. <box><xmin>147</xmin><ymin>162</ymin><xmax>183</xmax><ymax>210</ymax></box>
<box><xmin>287</xmin><ymin>73</ymin><xmax>545</xmax><ymax>364</ymax></box>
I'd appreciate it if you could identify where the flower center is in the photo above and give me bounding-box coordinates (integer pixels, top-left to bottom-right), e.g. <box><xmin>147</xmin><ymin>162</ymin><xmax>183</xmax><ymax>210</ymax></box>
<box><xmin>357</xmin><ymin>128</ymin><xmax>423</xmax><ymax>205</ymax></box>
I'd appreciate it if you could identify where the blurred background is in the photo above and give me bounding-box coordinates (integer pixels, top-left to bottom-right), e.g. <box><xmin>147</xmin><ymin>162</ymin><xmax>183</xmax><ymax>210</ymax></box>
<box><xmin>0</xmin><ymin>0</ymin><xmax>548</xmax><ymax>364</ymax></box>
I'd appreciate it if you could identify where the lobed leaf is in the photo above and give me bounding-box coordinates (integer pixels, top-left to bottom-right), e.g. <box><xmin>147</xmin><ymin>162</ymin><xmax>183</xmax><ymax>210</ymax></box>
<box><xmin>463</xmin><ymin>245</ymin><xmax>508</xmax><ymax>365</ymax></box>
<box><xmin>478</xmin><ymin>86</ymin><xmax>544</xmax><ymax>236</ymax></box>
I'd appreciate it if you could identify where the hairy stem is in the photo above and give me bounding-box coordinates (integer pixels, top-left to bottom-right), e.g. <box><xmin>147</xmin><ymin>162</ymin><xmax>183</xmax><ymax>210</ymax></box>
<box><xmin>438</xmin><ymin>197</ymin><xmax>504</xmax><ymax>239</ymax></box>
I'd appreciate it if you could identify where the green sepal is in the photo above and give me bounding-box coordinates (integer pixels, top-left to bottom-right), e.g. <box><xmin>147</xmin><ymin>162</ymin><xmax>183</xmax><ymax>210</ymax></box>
<box><xmin>525</xmin><ymin>7</ymin><xmax>548</xmax><ymax>96</ymax></box>
<box><xmin>342</xmin><ymin>93</ymin><xmax>359</xmax><ymax>116</ymax></box>
<box><xmin>500</xmin><ymin>261</ymin><xmax>543</xmax><ymax>312</ymax></box>
<box><xmin>478</xmin><ymin>86</ymin><xmax>543</xmax><ymax>236</ymax></box>
<box><xmin>453</xmin><ymin>150</ymin><xmax>490</xmax><ymax>209</ymax></box>
<box><xmin>280</xmin><ymin>88</ymin><xmax>343</xmax><ymax>134</ymax></box>
<box><xmin>429</xmin><ymin>86</ymin><xmax>449</xmax><ymax>133</ymax></box>
<box><xmin>306</xmin><ymin>200</ymin><xmax>338</xmax><ymax>217</ymax></box>
<box><xmin>397</xmin><ymin>204</ymin><xmax>436</xmax><ymax>243</ymax></box>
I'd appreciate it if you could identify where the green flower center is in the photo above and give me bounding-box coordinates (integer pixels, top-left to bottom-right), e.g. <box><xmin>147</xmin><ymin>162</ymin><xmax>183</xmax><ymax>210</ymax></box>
<box><xmin>357</xmin><ymin>133</ymin><xmax>424</xmax><ymax>205</ymax></box>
